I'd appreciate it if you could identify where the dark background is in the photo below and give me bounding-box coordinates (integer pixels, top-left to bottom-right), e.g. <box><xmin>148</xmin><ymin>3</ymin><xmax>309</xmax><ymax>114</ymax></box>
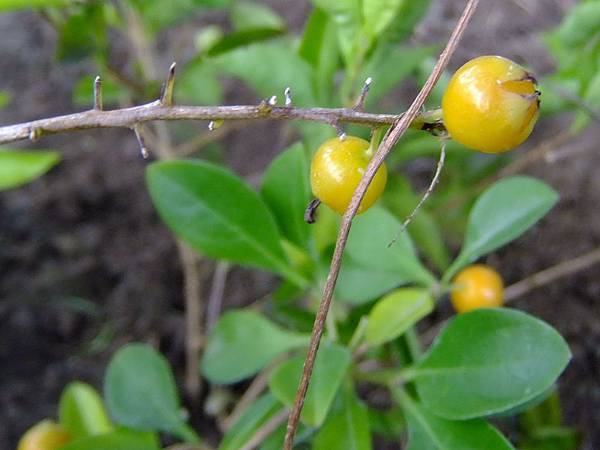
<box><xmin>1</xmin><ymin>0</ymin><xmax>599</xmax><ymax>448</ymax></box>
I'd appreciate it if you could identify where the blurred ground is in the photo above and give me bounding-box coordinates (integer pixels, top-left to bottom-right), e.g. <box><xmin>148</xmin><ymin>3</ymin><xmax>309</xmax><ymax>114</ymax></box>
<box><xmin>0</xmin><ymin>0</ymin><xmax>599</xmax><ymax>448</ymax></box>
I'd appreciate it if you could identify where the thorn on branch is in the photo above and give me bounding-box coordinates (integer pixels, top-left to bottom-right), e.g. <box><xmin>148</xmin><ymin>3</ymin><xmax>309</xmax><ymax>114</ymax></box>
<box><xmin>133</xmin><ymin>124</ymin><xmax>150</xmax><ymax>159</ymax></box>
<box><xmin>268</xmin><ymin>95</ymin><xmax>278</xmax><ymax>106</ymax></box>
<box><xmin>160</xmin><ymin>62</ymin><xmax>177</xmax><ymax>106</ymax></box>
<box><xmin>304</xmin><ymin>199</ymin><xmax>321</xmax><ymax>224</ymax></box>
<box><xmin>329</xmin><ymin>120</ymin><xmax>346</xmax><ymax>140</ymax></box>
<box><xmin>284</xmin><ymin>87</ymin><xmax>292</xmax><ymax>106</ymax></box>
<box><xmin>208</xmin><ymin>120</ymin><xmax>223</xmax><ymax>131</ymax></box>
<box><xmin>93</xmin><ymin>76</ymin><xmax>103</xmax><ymax>111</ymax></box>
<box><xmin>353</xmin><ymin>77</ymin><xmax>373</xmax><ymax>111</ymax></box>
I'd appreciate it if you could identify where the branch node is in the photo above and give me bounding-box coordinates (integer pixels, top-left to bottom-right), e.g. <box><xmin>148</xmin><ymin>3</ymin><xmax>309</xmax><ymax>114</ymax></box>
<box><xmin>133</xmin><ymin>124</ymin><xmax>150</xmax><ymax>159</ymax></box>
<box><xmin>28</xmin><ymin>127</ymin><xmax>42</xmax><ymax>142</ymax></box>
<box><xmin>284</xmin><ymin>87</ymin><xmax>292</xmax><ymax>107</ymax></box>
<box><xmin>257</xmin><ymin>100</ymin><xmax>272</xmax><ymax>116</ymax></box>
<box><xmin>93</xmin><ymin>76</ymin><xmax>103</xmax><ymax>111</ymax></box>
<box><xmin>160</xmin><ymin>62</ymin><xmax>177</xmax><ymax>106</ymax></box>
<box><xmin>353</xmin><ymin>76</ymin><xmax>373</xmax><ymax>111</ymax></box>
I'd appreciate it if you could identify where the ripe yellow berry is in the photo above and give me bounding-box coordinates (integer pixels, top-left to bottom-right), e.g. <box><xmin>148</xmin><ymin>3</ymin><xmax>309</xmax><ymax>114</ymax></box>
<box><xmin>442</xmin><ymin>55</ymin><xmax>540</xmax><ymax>153</ymax></box>
<box><xmin>17</xmin><ymin>420</ymin><xmax>71</xmax><ymax>450</ymax></box>
<box><xmin>451</xmin><ymin>264</ymin><xmax>504</xmax><ymax>313</ymax></box>
<box><xmin>310</xmin><ymin>136</ymin><xmax>387</xmax><ymax>215</ymax></box>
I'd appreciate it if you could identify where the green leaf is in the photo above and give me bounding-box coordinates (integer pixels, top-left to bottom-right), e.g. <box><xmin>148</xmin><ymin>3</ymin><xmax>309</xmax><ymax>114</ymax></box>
<box><xmin>231</xmin><ymin>1</ymin><xmax>284</xmax><ymax>31</ymax></box>
<box><xmin>313</xmin><ymin>384</ymin><xmax>372</xmax><ymax>450</ymax></box>
<box><xmin>59</xmin><ymin>382</ymin><xmax>113</xmax><ymax>439</ymax></box>
<box><xmin>146</xmin><ymin>160</ymin><xmax>304</xmax><ymax>285</ymax></box>
<box><xmin>383</xmin><ymin>0</ymin><xmax>432</xmax><ymax>43</ymax></box>
<box><xmin>59</xmin><ymin>429</ymin><xmax>160</xmax><ymax>450</ymax></box>
<box><xmin>104</xmin><ymin>344</ymin><xmax>198</xmax><ymax>442</ymax></box>
<box><xmin>206</xmin><ymin>28</ymin><xmax>284</xmax><ymax>57</ymax></box>
<box><xmin>554</xmin><ymin>1</ymin><xmax>600</xmax><ymax>48</ymax></box>
<box><xmin>382</xmin><ymin>175</ymin><xmax>450</xmax><ymax>272</ymax></box>
<box><xmin>56</xmin><ymin>4</ymin><xmax>107</xmax><ymax>62</ymax></box>
<box><xmin>0</xmin><ymin>150</ymin><xmax>59</xmax><ymax>191</ymax></box>
<box><xmin>220</xmin><ymin>394</ymin><xmax>282</xmax><ymax>450</ymax></box>
<box><xmin>260</xmin><ymin>143</ymin><xmax>311</xmax><ymax>248</ymax></box>
<box><xmin>269</xmin><ymin>341</ymin><xmax>351</xmax><ymax>427</ymax></box>
<box><xmin>362</xmin><ymin>0</ymin><xmax>402</xmax><ymax>38</ymax></box>
<box><xmin>0</xmin><ymin>0</ymin><xmax>67</xmax><ymax>11</ymax></box>
<box><xmin>213</xmin><ymin>40</ymin><xmax>316</xmax><ymax>106</ymax></box>
<box><xmin>337</xmin><ymin>205</ymin><xmax>435</xmax><ymax>303</ymax></box>
<box><xmin>360</xmin><ymin>45</ymin><xmax>435</xmax><ymax>110</ymax></box>
<box><xmin>309</xmin><ymin>0</ymin><xmax>363</xmax><ymax>65</ymax></box>
<box><xmin>444</xmin><ymin>177</ymin><xmax>559</xmax><ymax>281</ymax></box>
<box><xmin>298</xmin><ymin>8</ymin><xmax>340</xmax><ymax>104</ymax></box>
<box><xmin>201</xmin><ymin>310</ymin><xmax>310</xmax><ymax>384</ymax></box>
<box><xmin>396</xmin><ymin>389</ymin><xmax>514</xmax><ymax>450</ymax></box>
<box><xmin>413</xmin><ymin>309</ymin><xmax>571</xmax><ymax>420</ymax></box>
<box><xmin>365</xmin><ymin>288</ymin><xmax>433</xmax><ymax>346</ymax></box>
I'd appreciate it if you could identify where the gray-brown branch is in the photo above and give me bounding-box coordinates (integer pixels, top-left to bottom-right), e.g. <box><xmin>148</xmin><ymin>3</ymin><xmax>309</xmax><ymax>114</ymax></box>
<box><xmin>0</xmin><ymin>102</ymin><xmax>400</xmax><ymax>145</ymax></box>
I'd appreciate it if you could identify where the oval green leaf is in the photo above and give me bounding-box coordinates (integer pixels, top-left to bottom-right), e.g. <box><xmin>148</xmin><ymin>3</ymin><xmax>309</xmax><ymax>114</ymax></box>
<box><xmin>366</xmin><ymin>288</ymin><xmax>433</xmax><ymax>346</ymax></box>
<box><xmin>104</xmin><ymin>343</ymin><xmax>197</xmax><ymax>442</ymax></box>
<box><xmin>268</xmin><ymin>341</ymin><xmax>351</xmax><ymax>427</ymax></box>
<box><xmin>147</xmin><ymin>160</ymin><xmax>302</xmax><ymax>285</ymax></box>
<box><xmin>396</xmin><ymin>389</ymin><xmax>514</xmax><ymax>450</ymax></box>
<box><xmin>444</xmin><ymin>176</ymin><xmax>559</xmax><ymax>280</ymax></box>
<box><xmin>201</xmin><ymin>310</ymin><xmax>310</xmax><ymax>384</ymax></box>
<box><xmin>59</xmin><ymin>381</ymin><xmax>113</xmax><ymax>439</ymax></box>
<box><xmin>0</xmin><ymin>150</ymin><xmax>59</xmax><ymax>191</ymax></box>
<box><xmin>260</xmin><ymin>143</ymin><xmax>311</xmax><ymax>249</ymax></box>
<box><xmin>313</xmin><ymin>385</ymin><xmax>372</xmax><ymax>450</ymax></box>
<box><xmin>337</xmin><ymin>205</ymin><xmax>435</xmax><ymax>303</ymax></box>
<box><xmin>414</xmin><ymin>309</ymin><xmax>571</xmax><ymax>419</ymax></box>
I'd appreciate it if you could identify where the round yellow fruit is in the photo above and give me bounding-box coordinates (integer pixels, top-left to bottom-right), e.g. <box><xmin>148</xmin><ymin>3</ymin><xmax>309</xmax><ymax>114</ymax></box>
<box><xmin>442</xmin><ymin>55</ymin><xmax>540</xmax><ymax>153</ymax></box>
<box><xmin>451</xmin><ymin>264</ymin><xmax>504</xmax><ymax>313</ymax></box>
<box><xmin>310</xmin><ymin>136</ymin><xmax>387</xmax><ymax>214</ymax></box>
<box><xmin>17</xmin><ymin>420</ymin><xmax>71</xmax><ymax>450</ymax></box>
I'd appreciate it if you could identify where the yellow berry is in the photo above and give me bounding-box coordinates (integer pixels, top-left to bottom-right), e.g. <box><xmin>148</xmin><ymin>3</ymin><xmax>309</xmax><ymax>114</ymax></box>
<box><xmin>442</xmin><ymin>55</ymin><xmax>540</xmax><ymax>153</ymax></box>
<box><xmin>451</xmin><ymin>264</ymin><xmax>504</xmax><ymax>313</ymax></box>
<box><xmin>17</xmin><ymin>420</ymin><xmax>71</xmax><ymax>450</ymax></box>
<box><xmin>310</xmin><ymin>136</ymin><xmax>387</xmax><ymax>214</ymax></box>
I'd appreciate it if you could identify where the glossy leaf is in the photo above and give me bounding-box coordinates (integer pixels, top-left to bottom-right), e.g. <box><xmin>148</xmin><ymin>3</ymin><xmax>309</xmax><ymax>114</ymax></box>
<box><xmin>59</xmin><ymin>429</ymin><xmax>160</xmax><ymax>450</ymax></box>
<box><xmin>206</xmin><ymin>28</ymin><xmax>283</xmax><ymax>57</ymax></box>
<box><xmin>260</xmin><ymin>143</ymin><xmax>311</xmax><ymax>248</ymax></box>
<box><xmin>383</xmin><ymin>0</ymin><xmax>432</xmax><ymax>43</ymax></box>
<box><xmin>337</xmin><ymin>205</ymin><xmax>435</xmax><ymax>303</ymax></box>
<box><xmin>220</xmin><ymin>394</ymin><xmax>282</xmax><ymax>450</ymax></box>
<box><xmin>366</xmin><ymin>288</ymin><xmax>433</xmax><ymax>346</ymax></box>
<box><xmin>201</xmin><ymin>310</ymin><xmax>310</xmax><ymax>384</ymax></box>
<box><xmin>397</xmin><ymin>389</ymin><xmax>514</xmax><ymax>450</ymax></box>
<box><xmin>313</xmin><ymin>385</ymin><xmax>372</xmax><ymax>450</ymax></box>
<box><xmin>413</xmin><ymin>309</ymin><xmax>571</xmax><ymax>419</ymax></box>
<box><xmin>104</xmin><ymin>344</ymin><xmax>197</xmax><ymax>442</ymax></box>
<box><xmin>444</xmin><ymin>177</ymin><xmax>559</xmax><ymax>280</ymax></box>
<box><xmin>269</xmin><ymin>341</ymin><xmax>351</xmax><ymax>427</ymax></box>
<box><xmin>147</xmin><ymin>160</ymin><xmax>302</xmax><ymax>284</ymax></box>
<box><xmin>0</xmin><ymin>150</ymin><xmax>59</xmax><ymax>191</ymax></box>
<box><xmin>59</xmin><ymin>382</ymin><xmax>113</xmax><ymax>439</ymax></box>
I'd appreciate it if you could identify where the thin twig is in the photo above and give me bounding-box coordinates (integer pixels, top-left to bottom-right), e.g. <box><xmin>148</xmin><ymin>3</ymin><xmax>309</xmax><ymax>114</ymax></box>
<box><xmin>388</xmin><ymin>140</ymin><xmax>446</xmax><ymax>247</ymax></box>
<box><xmin>206</xmin><ymin>262</ymin><xmax>230</xmax><ymax>334</ymax></box>
<box><xmin>0</xmin><ymin>103</ymin><xmax>403</xmax><ymax>145</ymax></box>
<box><xmin>504</xmin><ymin>246</ymin><xmax>600</xmax><ymax>301</ymax></box>
<box><xmin>282</xmin><ymin>1</ymin><xmax>480</xmax><ymax>448</ymax></box>
<box><xmin>221</xmin><ymin>361</ymin><xmax>273</xmax><ymax>431</ymax></box>
<box><xmin>240</xmin><ymin>409</ymin><xmax>289</xmax><ymax>450</ymax></box>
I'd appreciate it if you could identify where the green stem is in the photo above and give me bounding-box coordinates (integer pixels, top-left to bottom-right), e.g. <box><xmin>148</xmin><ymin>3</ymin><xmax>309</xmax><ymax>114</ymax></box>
<box><xmin>353</xmin><ymin>366</ymin><xmax>419</xmax><ymax>386</ymax></box>
<box><xmin>175</xmin><ymin>423</ymin><xmax>202</xmax><ymax>444</ymax></box>
<box><xmin>348</xmin><ymin>316</ymin><xmax>369</xmax><ymax>352</ymax></box>
<box><xmin>404</xmin><ymin>327</ymin><xmax>423</xmax><ymax>361</ymax></box>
